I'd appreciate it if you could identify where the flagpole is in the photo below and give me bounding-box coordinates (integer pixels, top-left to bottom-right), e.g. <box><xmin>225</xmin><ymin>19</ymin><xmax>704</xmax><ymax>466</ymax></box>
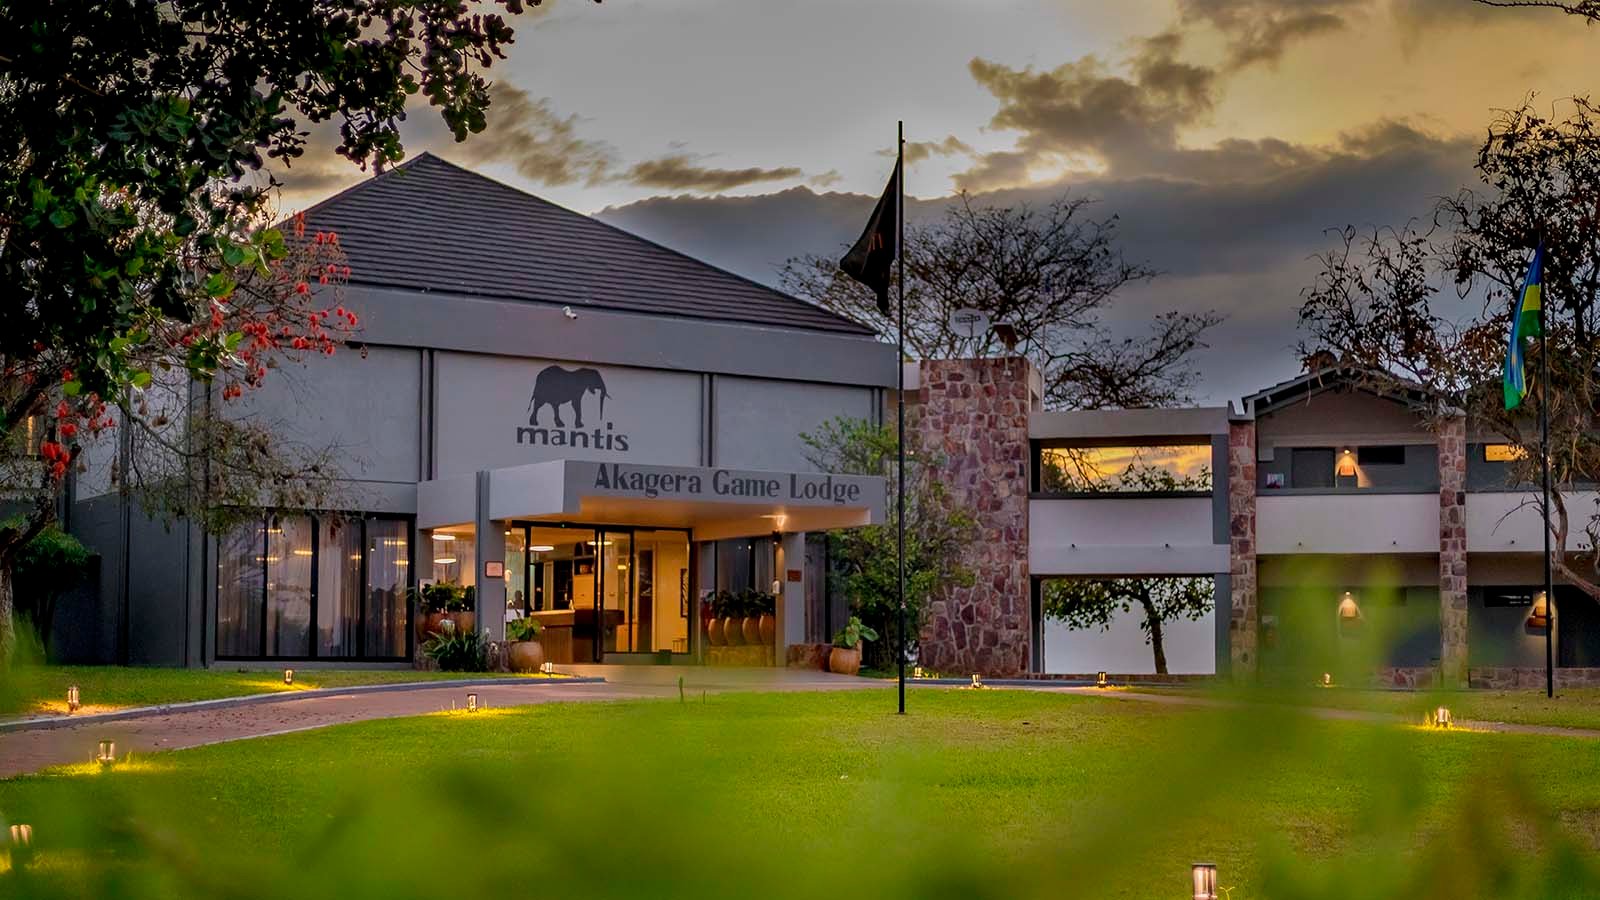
<box><xmin>896</xmin><ymin>120</ymin><xmax>908</xmax><ymax>716</ymax></box>
<box><xmin>1540</xmin><ymin>270</ymin><xmax>1554</xmax><ymax>700</ymax></box>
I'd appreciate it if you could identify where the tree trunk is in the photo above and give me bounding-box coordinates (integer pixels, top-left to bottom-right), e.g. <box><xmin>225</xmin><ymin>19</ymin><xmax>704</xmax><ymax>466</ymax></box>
<box><xmin>1139</xmin><ymin>594</ymin><xmax>1168</xmax><ymax>675</ymax></box>
<box><xmin>0</xmin><ymin>562</ymin><xmax>14</xmax><ymax>671</ymax></box>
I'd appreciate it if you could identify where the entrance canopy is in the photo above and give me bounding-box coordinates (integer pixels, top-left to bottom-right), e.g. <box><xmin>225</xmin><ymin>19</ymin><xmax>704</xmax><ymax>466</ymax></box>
<box><xmin>419</xmin><ymin>459</ymin><xmax>885</xmax><ymax>540</ymax></box>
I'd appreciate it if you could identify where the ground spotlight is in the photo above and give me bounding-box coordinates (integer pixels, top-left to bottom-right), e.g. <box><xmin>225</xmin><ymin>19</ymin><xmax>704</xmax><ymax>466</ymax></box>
<box><xmin>467</xmin><ymin>692</ymin><xmax>479</xmax><ymax>712</ymax></box>
<box><xmin>541</xmin><ymin>661</ymin><xmax>554</xmax><ymax>675</ymax></box>
<box><xmin>283</xmin><ymin>668</ymin><xmax>294</xmax><ymax>686</ymax></box>
<box><xmin>1096</xmin><ymin>671</ymin><xmax>1108</xmax><ymax>688</ymax></box>
<box><xmin>1191</xmin><ymin>862</ymin><xmax>1218</xmax><ymax>900</ymax></box>
<box><xmin>1432</xmin><ymin>706</ymin><xmax>1452</xmax><ymax>729</ymax></box>
<box><xmin>7</xmin><ymin>823</ymin><xmax>33</xmax><ymax>868</ymax></box>
<box><xmin>970</xmin><ymin>673</ymin><xmax>983</xmax><ymax>689</ymax></box>
<box><xmin>96</xmin><ymin>740</ymin><xmax>116</xmax><ymax>766</ymax></box>
<box><xmin>67</xmin><ymin>684</ymin><xmax>80</xmax><ymax>712</ymax></box>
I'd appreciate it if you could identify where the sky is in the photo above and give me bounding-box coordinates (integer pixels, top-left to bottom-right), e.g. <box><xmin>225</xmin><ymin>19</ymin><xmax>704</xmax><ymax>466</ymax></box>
<box><xmin>273</xmin><ymin>0</ymin><xmax>1599</xmax><ymax>406</ymax></box>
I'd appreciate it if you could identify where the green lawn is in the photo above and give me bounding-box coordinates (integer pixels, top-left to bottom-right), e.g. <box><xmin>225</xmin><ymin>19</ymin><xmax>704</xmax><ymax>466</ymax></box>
<box><xmin>0</xmin><ymin>665</ymin><xmax>541</xmax><ymax>718</ymax></box>
<box><xmin>1136</xmin><ymin>683</ymin><xmax>1600</xmax><ymax>731</ymax></box>
<box><xmin>2</xmin><ymin>689</ymin><xmax>1598</xmax><ymax>899</ymax></box>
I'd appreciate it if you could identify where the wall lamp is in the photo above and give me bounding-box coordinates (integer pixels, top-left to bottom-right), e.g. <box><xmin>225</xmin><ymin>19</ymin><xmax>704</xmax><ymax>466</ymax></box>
<box><xmin>1336</xmin><ymin>449</ymin><xmax>1357</xmax><ymax>478</ymax></box>
<box><xmin>1528</xmin><ymin>591</ymin><xmax>1551</xmax><ymax>631</ymax></box>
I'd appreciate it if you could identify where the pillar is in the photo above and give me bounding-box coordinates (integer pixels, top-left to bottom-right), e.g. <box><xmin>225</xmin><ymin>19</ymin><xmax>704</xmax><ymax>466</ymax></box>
<box><xmin>1227</xmin><ymin>420</ymin><xmax>1258</xmax><ymax>679</ymax></box>
<box><xmin>474</xmin><ymin>470</ymin><xmax>506</xmax><ymax>642</ymax></box>
<box><xmin>910</xmin><ymin>357</ymin><xmax>1035</xmax><ymax>677</ymax></box>
<box><xmin>1438</xmin><ymin>416</ymin><xmax>1469</xmax><ymax>685</ymax></box>
<box><xmin>777</xmin><ymin>532</ymin><xmax>807</xmax><ymax>658</ymax></box>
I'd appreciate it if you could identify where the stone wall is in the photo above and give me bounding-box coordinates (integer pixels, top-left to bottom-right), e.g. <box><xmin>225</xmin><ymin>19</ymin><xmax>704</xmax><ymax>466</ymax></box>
<box><xmin>911</xmin><ymin>357</ymin><xmax>1034</xmax><ymax>677</ymax></box>
<box><xmin>1438</xmin><ymin>416</ymin><xmax>1469</xmax><ymax>685</ymax></box>
<box><xmin>1227</xmin><ymin>420</ymin><xmax>1258</xmax><ymax>679</ymax></box>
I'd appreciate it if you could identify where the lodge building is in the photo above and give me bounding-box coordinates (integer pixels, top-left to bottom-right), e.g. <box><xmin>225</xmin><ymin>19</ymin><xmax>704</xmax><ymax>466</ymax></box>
<box><xmin>52</xmin><ymin>154</ymin><xmax>1600</xmax><ymax>687</ymax></box>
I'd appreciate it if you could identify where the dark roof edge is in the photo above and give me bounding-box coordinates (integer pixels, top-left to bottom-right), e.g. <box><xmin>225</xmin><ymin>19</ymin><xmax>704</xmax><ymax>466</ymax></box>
<box><xmin>1243</xmin><ymin>365</ymin><xmax>1451</xmax><ymax>417</ymax></box>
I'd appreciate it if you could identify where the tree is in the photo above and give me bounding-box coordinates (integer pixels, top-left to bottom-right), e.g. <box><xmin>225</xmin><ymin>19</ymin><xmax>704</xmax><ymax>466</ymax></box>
<box><xmin>800</xmin><ymin>417</ymin><xmax>977</xmax><ymax>670</ymax></box>
<box><xmin>3</xmin><ymin>521</ymin><xmax>91</xmax><ymax>656</ymax></box>
<box><xmin>1298</xmin><ymin>97</ymin><xmax>1600</xmax><ymax>601</ymax></box>
<box><xmin>780</xmin><ymin>193</ymin><xmax>1222</xmax><ymax>410</ymax></box>
<box><xmin>1037</xmin><ymin>458</ymin><xmax>1214</xmax><ymax>674</ymax></box>
<box><xmin>1475</xmin><ymin>0</ymin><xmax>1599</xmax><ymax>22</ymax></box>
<box><xmin>0</xmin><ymin>0</ymin><xmax>591</xmax><ymax>667</ymax></box>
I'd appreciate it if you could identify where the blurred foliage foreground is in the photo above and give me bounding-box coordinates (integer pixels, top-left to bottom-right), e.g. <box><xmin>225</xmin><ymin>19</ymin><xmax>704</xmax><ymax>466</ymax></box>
<box><xmin>2</xmin><ymin>689</ymin><xmax>1599</xmax><ymax>899</ymax></box>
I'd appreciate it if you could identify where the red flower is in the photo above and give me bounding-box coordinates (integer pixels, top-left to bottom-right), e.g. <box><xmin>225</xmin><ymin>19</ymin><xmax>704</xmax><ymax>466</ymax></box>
<box><xmin>60</xmin><ymin>423</ymin><xmax>78</xmax><ymax>439</ymax></box>
<box><xmin>295</xmin><ymin>282</ymin><xmax>309</xmax><ymax>295</ymax></box>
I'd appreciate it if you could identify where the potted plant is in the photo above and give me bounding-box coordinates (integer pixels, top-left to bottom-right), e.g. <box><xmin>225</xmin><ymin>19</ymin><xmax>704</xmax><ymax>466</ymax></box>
<box><xmin>719</xmin><ymin>590</ymin><xmax>744</xmax><ymax>646</ymax></box>
<box><xmin>756</xmin><ymin>590</ymin><xmax>777</xmax><ymax>645</ymax></box>
<box><xmin>506</xmin><ymin>616</ymin><xmax>545</xmax><ymax>672</ymax></box>
<box><xmin>828</xmin><ymin>616</ymin><xmax>878</xmax><ymax>676</ymax></box>
<box><xmin>452</xmin><ymin>584</ymin><xmax>477</xmax><ymax>635</ymax></box>
<box><xmin>418</xmin><ymin>582</ymin><xmax>457</xmax><ymax>638</ymax></box>
<box><xmin>704</xmin><ymin>595</ymin><xmax>726</xmax><ymax>647</ymax></box>
<box><xmin>421</xmin><ymin>620</ymin><xmax>488</xmax><ymax>672</ymax></box>
<box><xmin>739</xmin><ymin>589</ymin><xmax>763</xmax><ymax>645</ymax></box>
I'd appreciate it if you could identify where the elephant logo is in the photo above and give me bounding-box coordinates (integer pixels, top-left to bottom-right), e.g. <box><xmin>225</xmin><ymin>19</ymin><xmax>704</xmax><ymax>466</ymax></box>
<box><xmin>528</xmin><ymin>365</ymin><xmax>610</xmax><ymax>429</ymax></box>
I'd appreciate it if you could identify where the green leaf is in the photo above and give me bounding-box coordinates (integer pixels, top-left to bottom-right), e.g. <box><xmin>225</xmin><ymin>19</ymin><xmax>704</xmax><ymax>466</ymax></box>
<box><xmin>49</xmin><ymin>208</ymin><xmax>77</xmax><ymax>228</ymax></box>
<box><xmin>203</xmin><ymin>272</ymin><xmax>236</xmax><ymax>298</ymax></box>
<box><xmin>62</xmin><ymin>381</ymin><xmax>82</xmax><ymax>397</ymax></box>
<box><xmin>130</xmin><ymin>371</ymin><xmax>153</xmax><ymax>389</ymax></box>
<box><xmin>224</xmin><ymin>331</ymin><xmax>243</xmax><ymax>351</ymax></box>
<box><xmin>221</xmin><ymin>242</ymin><xmax>250</xmax><ymax>268</ymax></box>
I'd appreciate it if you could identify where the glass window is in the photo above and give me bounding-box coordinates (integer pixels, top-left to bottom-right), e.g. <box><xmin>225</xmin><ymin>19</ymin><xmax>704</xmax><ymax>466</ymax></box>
<box><xmin>504</xmin><ymin>527</ymin><xmax>527</xmax><ymax>623</ymax></box>
<box><xmin>429</xmin><ymin>526</ymin><xmax>475</xmax><ymax>587</ymax></box>
<box><xmin>1038</xmin><ymin>445</ymin><xmax>1212</xmax><ymax>493</ymax></box>
<box><xmin>317</xmin><ymin>519</ymin><xmax>362</xmax><ymax>657</ymax></box>
<box><xmin>217</xmin><ymin>522</ymin><xmax>264</xmax><ymax>657</ymax></box>
<box><xmin>1291</xmin><ymin>447</ymin><xmax>1336</xmax><ymax>489</ymax></box>
<box><xmin>266</xmin><ymin>516</ymin><xmax>313</xmax><ymax>656</ymax></box>
<box><xmin>365</xmin><ymin>519</ymin><xmax>410</xmax><ymax>658</ymax></box>
<box><xmin>637</xmin><ymin>530</ymin><xmax>690</xmax><ymax>654</ymax></box>
<box><xmin>217</xmin><ymin>513</ymin><xmax>412</xmax><ymax>660</ymax></box>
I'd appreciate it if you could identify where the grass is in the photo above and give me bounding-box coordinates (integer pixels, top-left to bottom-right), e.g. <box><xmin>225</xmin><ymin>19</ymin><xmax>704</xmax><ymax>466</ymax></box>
<box><xmin>2</xmin><ymin>688</ymin><xmax>1598</xmax><ymax>898</ymax></box>
<box><xmin>1135</xmin><ymin>683</ymin><xmax>1600</xmax><ymax>732</ymax></box>
<box><xmin>0</xmin><ymin>665</ymin><xmax>542</xmax><ymax>718</ymax></box>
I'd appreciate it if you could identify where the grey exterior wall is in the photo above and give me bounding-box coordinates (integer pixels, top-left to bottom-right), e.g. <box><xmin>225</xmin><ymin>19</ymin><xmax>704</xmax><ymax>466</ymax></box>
<box><xmin>61</xmin><ymin>279</ymin><xmax>897</xmax><ymax>666</ymax></box>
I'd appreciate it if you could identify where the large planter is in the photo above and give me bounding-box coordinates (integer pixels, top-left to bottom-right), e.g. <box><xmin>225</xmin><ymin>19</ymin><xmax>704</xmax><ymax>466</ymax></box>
<box><xmin>741</xmin><ymin>616</ymin><xmax>762</xmax><ymax>646</ymax></box>
<box><xmin>758</xmin><ymin>613</ymin><xmax>776</xmax><ymax>646</ymax></box>
<box><xmin>706</xmin><ymin>617</ymin><xmax>726</xmax><ymax>647</ymax></box>
<box><xmin>508</xmin><ymin>640</ymin><xmax>546</xmax><ymax>673</ymax></box>
<box><xmin>828</xmin><ymin>643</ymin><xmax>863</xmax><ymax>676</ymax></box>
<box><xmin>721</xmin><ymin>616</ymin><xmax>743</xmax><ymax>646</ymax></box>
<box><xmin>454</xmin><ymin>611</ymin><xmax>477</xmax><ymax>635</ymax></box>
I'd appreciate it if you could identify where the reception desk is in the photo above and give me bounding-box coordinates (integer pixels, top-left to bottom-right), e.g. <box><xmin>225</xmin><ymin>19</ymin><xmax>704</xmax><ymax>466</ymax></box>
<box><xmin>529</xmin><ymin>608</ymin><xmax>624</xmax><ymax>663</ymax></box>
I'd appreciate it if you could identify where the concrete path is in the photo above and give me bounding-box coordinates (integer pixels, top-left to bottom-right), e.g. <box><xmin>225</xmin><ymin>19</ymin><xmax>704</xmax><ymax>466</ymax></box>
<box><xmin>0</xmin><ymin>667</ymin><xmax>870</xmax><ymax>779</ymax></box>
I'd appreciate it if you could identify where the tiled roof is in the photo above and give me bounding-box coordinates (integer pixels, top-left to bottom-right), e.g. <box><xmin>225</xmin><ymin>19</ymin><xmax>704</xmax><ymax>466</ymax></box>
<box><xmin>297</xmin><ymin>153</ymin><xmax>874</xmax><ymax>336</ymax></box>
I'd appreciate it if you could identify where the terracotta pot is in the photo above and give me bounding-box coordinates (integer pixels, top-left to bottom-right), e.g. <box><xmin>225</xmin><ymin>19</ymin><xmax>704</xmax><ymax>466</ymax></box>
<box><xmin>829</xmin><ymin>644</ymin><xmax>862</xmax><ymax>676</ymax></box>
<box><xmin>508</xmin><ymin>640</ymin><xmax>546</xmax><ymax>673</ymax></box>
<box><xmin>758</xmin><ymin>613</ymin><xmax>776</xmax><ymax>645</ymax></box>
<box><xmin>414</xmin><ymin>612</ymin><xmax>430</xmax><ymax>643</ymax></box>
<box><xmin>720</xmin><ymin>616</ymin><xmax>743</xmax><ymax>646</ymax></box>
<box><xmin>706</xmin><ymin>617</ymin><xmax>726</xmax><ymax>647</ymax></box>
<box><xmin>741</xmin><ymin>616</ymin><xmax>762</xmax><ymax>646</ymax></box>
<box><xmin>455</xmin><ymin>611</ymin><xmax>477</xmax><ymax>635</ymax></box>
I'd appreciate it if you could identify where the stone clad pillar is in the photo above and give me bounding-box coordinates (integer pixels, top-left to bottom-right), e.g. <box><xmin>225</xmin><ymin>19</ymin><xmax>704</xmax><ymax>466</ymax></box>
<box><xmin>1227</xmin><ymin>420</ymin><xmax>1258</xmax><ymax>679</ymax></box>
<box><xmin>1438</xmin><ymin>416</ymin><xmax>1469</xmax><ymax>685</ymax></box>
<box><xmin>910</xmin><ymin>357</ymin><xmax>1035</xmax><ymax>677</ymax></box>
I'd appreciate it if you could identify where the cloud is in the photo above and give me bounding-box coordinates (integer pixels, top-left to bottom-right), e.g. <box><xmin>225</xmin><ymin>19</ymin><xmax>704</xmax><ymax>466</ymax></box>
<box><xmin>621</xmin><ymin>154</ymin><xmax>802</xmax><ymax>192</ymax></box>
<box><xmin>458</xmin><ymin>83</ymin><xmax>618</xmax><ymax>186</ymax></box>
<box><xmin>1176</xmin><ymin>0</ymin><xmax>1359</xmax><ymax>69</ymax></box>
<box><xmin>882</xmin><ymin>134</ymin><xmax>977</xmax><ymax>165</ymax></box>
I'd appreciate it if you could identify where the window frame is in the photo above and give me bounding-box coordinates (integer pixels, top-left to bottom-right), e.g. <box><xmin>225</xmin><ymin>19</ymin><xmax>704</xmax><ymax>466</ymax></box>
<box><xmin>214</xmin><ymin>512</ymin><xmax>415</xmax><ymax>663</ymax></box>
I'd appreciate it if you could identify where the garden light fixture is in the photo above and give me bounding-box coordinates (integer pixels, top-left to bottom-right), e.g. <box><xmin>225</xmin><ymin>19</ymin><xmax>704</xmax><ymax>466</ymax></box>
<box><xmin>1432</xmin><ymin>706</ymin><xmax>1452</xmax><ymax>729</ymax></box>
<box><xmin>1322</xmin><ymin>672</ymin><xmax>1332</xmax><ymax>688</ymax></box>
<box><xmin>541</xmin><ymin>661</ymin><xmax>554</xmax><ymax>675</ymax></box>
<box><xmin>1191</xmin><ymin>863</ymin><xmax>1218</xmax><ymax>900</ymax></box>
<box><xmin>913</xmin><ymin>666</ymin><xmax>923</xmax><ymax>679</ymax></box>
<box><xmin>283</xmin><ymin>668</ymin><xmax>294</xmax><ymax>686</ymax></box>
<box><xmin>467</xmin><ymin>692</ymin><xmax>478</xmax><ymax>712</ymax></box>
<box><xmin>96</xmin><ymin>740</ymin><xmax>116</xmax><ymax>766</ymax></box>
<box><xmin>970</xmin><ymin>673</ymin><xmax>983</xmax><ymax>689</ymax></box>
<box><xmin>67</xmin><ymin>684</ymin><xmax>80</xmax><ymax>712</ymax></box>
<box><xmin>7</xmin><ymin>823</ymin><xmax>33</xmax><ymax>868</ymax></box>
<box><xmin>1096</xmin><ymin>671</ymin><xmax>1108</xmax><ymax>688</ymax></box>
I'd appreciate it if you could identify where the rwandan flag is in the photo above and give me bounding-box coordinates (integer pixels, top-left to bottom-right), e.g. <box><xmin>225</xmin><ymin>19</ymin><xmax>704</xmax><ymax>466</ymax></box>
<box><xmin>1503</xmin><ymin>243</ymin><xmax>1545</xmax><ymax>411</ymax></box>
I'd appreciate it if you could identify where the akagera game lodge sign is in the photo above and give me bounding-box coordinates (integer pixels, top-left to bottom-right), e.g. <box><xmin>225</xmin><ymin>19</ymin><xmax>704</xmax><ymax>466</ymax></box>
<box><xmin>590</xmin><ymin>463</ymin><xmax>866</xmax><ymax>505</ymax></box>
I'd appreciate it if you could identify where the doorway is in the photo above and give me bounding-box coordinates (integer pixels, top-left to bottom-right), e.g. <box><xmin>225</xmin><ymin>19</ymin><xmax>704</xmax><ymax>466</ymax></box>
<box><xmin>507</xmin><ymin>523</ymin><xmax>691</xmax><ymax>663</ymax></box>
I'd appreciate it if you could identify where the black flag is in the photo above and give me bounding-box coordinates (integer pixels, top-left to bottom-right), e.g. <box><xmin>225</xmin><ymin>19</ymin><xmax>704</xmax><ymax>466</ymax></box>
<box><xmin>839</xmin><ymin>158</ymin><xmax>900</xmax><ymax>314</ymax></box>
